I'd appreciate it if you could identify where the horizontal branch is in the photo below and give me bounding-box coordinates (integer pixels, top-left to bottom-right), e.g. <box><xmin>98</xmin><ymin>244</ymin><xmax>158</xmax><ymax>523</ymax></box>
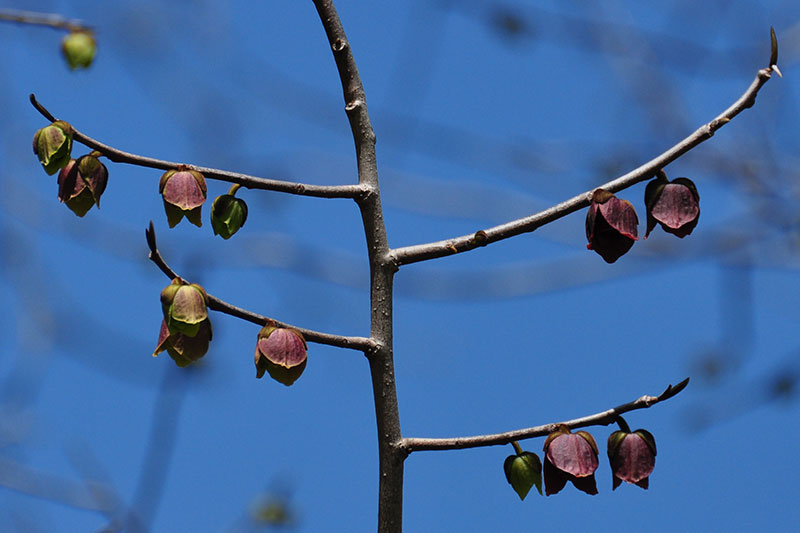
<box><xmin>29</xmin><ymin>94</ymin><xmax>364</xmax><ymax>200</ymax></box>
<box><xmin>0</xmin><ymin>8</ymin><xmax>89</xmax><ymax>32</ymax></box>
<box><xmin>144</xmin><ymin>222</ymin><xmax>376</xmax><ymax>352</ymax></box>
<box><xmin>392</xmin><ymin>64</ymin><xmax>778</xmax><ymax>267</ymax></box>
<box><xmin>402</xmin><ymin>377</ymin><xmax>689</xmax><ymax>453</ymax></box>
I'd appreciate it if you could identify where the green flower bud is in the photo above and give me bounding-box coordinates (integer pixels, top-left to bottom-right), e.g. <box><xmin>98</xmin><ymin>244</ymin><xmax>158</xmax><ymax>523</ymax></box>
<box><xmin>211</xmin><ymin>193</ymin><xmax>248</xmax><ymax>239</ymax></box>
<box><xmin>62</xmin><ymin>31</ymin><xmax>96</xmax><ymax>70</ymax></box>
<box><xmin>160</xmin><ymin>279</ymin><xmax>209</xmax><ymax>337</ymax></box>
<box><xmin>503</xmin><ymin>450</ymin><xmax>543</xmax><ymax>500</ymax></box>
<box><xmin>255</xmin><ymin>326</ymin><xmax>307</xmax><ymax>386</ymax></box>
<box><xmin>33</xmin><ymin>121</ymin><xmax>73</xmax><ymax>175</ymax></box>
<box><xmin>159</xmin><ymin>169</ymin><xmax>207</xmax><ymax>228</ymax></box>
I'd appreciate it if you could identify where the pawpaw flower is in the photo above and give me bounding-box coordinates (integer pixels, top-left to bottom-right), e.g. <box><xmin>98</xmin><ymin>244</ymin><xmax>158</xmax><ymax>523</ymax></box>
<box><xmin>607</xmin><ymin>428</ymin><xmax>656</xmax><ymax>490</ymax></box>
<box><xmin>159</xmin><ymin>168</ymin><xmax>207</xmax><ymax>228</ymax></box>
<box><xmin>255</xmin><ymin>326</ymin><xmax>307</xmax><ymax>386</ymax></box>
<box><xmin>645</xmin><ymin>174</ymin><xmax>700</xmax><ymax>238</ymax></box>
<box><xmin>543</xmin><ymin>425</ymin><xmax>599</xmax><ymax>495</ymax></box>
<box><xmin>586</xmin><ymin>188</ymin><xmax>638</xmax><ymax>263</ymax></box>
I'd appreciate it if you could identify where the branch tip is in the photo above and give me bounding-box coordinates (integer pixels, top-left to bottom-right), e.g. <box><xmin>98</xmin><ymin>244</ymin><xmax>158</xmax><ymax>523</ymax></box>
<box><xmin>659</xmin><ymin>377</ymin><xmax>690</xmax><ymax>400</ymax></box>
<box><xmin>145</xmin><ymin>221</ymin><xmax>157</xmax><ymax>253</ymax></box>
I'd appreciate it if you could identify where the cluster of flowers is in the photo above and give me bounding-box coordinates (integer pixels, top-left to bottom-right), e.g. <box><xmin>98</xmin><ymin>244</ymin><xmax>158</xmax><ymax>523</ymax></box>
<box><xmin>156</xmin><ymin>278</ymin><xmax>308</xmax><ymax>385</ymax></box>
<box><xmin>503</xmin><ymin>423</ymin><xmax>656</xmax><ymax>500</ymax></box>
<box><xmin>32</xmin><ymin>122</ymin><xmax>248</xmax><ymax>237</ymax></box>
<box><xmin>586</xmin><ymin>173</ymin><xmax>700</xmax><ymax>263</ymax></box>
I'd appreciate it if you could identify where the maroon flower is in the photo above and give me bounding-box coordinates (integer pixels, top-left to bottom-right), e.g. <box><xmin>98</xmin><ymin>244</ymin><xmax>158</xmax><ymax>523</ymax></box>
<box><xmin>607</xmin><ymin>429</ymin><xmax>656</xmax><ymax>490</ymax></box>
<box><xmin>153</xmin><ymin>318</ymin><xmax>212</xmax><ymax>367</ymax></box>
<box><xmin>644</xmin><ymin>173</ymin><xmax>700</xmax><ymax>238</ymax></box>
<box><xmin>57</xmin><ymin>153</ymin><xmax>108</xmax><ymax>217</ymax></box>
<box><xmin>159</xmin><ymin>168</ymin><xmax>207</xmax><ymax>228</ymax></box>
<box><xmin>255</xmin><ymin>326</ymin><xmax>308</xmax><ymax>386</ymax></box>
<box><xmin>543</xmin><ymin>425</ymin><xmax>599</xmax><ymax>495</ymax></box>
<box><xmin>586</xmin><ymin>188</ymin><xmax>638</xmax><ymax>263</ymax></box>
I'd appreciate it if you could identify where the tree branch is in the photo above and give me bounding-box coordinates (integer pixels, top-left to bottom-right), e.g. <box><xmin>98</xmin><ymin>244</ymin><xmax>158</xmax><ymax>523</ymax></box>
<box><xmin>144</xmin><ymin>222</ymin><xmax>375</xmax><ymax>352</ymax></box>
<box><xmin>0</xmin><ymin>8</ymin><xmax>90</xmax><ymax>32</ymax></box>
<box><xmin>402</xmin><ymin>378</ymin><xmax>690</xmax><ymax>453</ymax></box>
<box><xmin>392</xmin><ymin>65</ymin><xmax>778</xmax><ymax>267</ymax></box>
<box><xmin>312</xmin><ymin>2</ymin><xmax>404</xmax><ymax>533</ymax></box>
<box><xmin>29</xmin><ymin>94</ymin><xmax>365</xmax><ymax>200</ymax></box>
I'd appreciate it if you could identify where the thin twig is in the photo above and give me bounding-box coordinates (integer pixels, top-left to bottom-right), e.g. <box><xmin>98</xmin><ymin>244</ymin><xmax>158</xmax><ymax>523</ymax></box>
<box><xmin>0</xmin><ymin>9</ymin><xmax>90</xmax><ymax>32</ymax></box>
<box><xmin>29</xmin><ymin>94</ymin><xmax>365</xmax><ymax>200</ymax></box>
<box><xmin>402</xmin><ymin>378</ymin><xmax>689</xmax><ymax>453</ymax></box>
<box><xmin>392</xmin><ymin>65</ymin><xmax>778</xmax><ymax>267</ymax></box>
<box><xmin>145</xmin><ymin>222</ymin><xmax>375</xmax><ymax>352</ymax></box>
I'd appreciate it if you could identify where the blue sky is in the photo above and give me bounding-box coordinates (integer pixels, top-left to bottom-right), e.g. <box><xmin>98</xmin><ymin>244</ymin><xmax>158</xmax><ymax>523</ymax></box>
<box><xmin>2</xmin><ymin>1</ymin><xmax>799</xmax><ymax>531</ymax></box>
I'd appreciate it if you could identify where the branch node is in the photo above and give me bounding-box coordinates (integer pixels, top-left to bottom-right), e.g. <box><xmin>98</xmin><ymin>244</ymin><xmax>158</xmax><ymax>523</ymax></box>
<box><xmin>472</xmin><ymin>230</ymin><xmax>489</xmax><ymax>247</ymax></box>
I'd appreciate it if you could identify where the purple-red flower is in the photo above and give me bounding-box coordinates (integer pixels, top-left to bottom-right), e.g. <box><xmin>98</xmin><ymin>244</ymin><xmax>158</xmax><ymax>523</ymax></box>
<box><xmin>586</xmin><ymin>188</ymin><xmax>638</xmax><ymax>263</ymax></box>
<box><xmin>543</xmin><ymin>425</ymin><xmax>599</xmax><ymax>495</ymax></box>
<box><xmin>153</xmin><ymin>317</ymin><xmax>212</xmax><ymax>367</ymax></box>
<box><xmin>57</xmin><ymin>153</ymin><xmax>108</xmax><ymax>217</ymax></box>
<box><xmin>607</xmin><ymin>428</ymin><xmax>656</xmax><ymax>490</ymax></box>
<box><xmin>159</xmin><ymin>168</ymin><xmax>207</xmax><ymax>228</ymax></box>
<box><xmin>645</xmin><ymin>174</ymin><xmax>700</xmax><ymax>238</ymax></box>
<box><xmin>255</xmin><ymin>326</ymin><xmax>308</xmax><ymax>386</ymax></box>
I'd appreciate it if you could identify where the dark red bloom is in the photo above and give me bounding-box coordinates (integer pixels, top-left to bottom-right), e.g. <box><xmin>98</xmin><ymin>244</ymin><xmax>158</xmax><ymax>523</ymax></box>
<box><xmin>57</xmin><ymin>154</ymin><xmax>108</xmax><ymax>217</ymax></box>
<box><xmin>645</xmin><ymin>174</ymin><xmax>700</xmax><ymax>238</ymax></box>
<box><xmin>255</xmin><ymin>326</ymin><xmax>308</xmax><ymax>386</ymax></box>
<box><xmin>153</xmin><ymin>317</ymin><xmax>212</xmax><ymax>367</ymax></box>
<box><xmin>607</xmin><ymin>429</ymin><xmax>656</xmax><ymax>490</ymax></box>
<box><xmin>586</xmin><ymin>188</ymin><xmax>638</xmax><ymax>263</ymax></box>
<box><xmin>159</xmin><ymin>168</ymin><xmax>207</xmax><ymax>228</ymax></box>
<box><xmin>543</xmin><ymin>425</ymin><xmax>599</xmax><ymax>495</ymax></box>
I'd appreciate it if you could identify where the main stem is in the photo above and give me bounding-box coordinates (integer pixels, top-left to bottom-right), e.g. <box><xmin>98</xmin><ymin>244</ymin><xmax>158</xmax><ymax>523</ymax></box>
<box><xmin>312</xmin><ymin>1</ymin><xmax>404</xmax><ymax>531</ymax></box>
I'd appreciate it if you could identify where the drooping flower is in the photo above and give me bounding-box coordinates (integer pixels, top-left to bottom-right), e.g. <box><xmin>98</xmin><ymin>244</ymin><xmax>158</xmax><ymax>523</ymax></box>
<box><xmin>160</xmin><ymin>279</ymin><xmax>209</xmax><ymax>337</ymax></box>
<box><xmin>585</xmin><ymin>188</ymin><xmax>638</xmax><ymax>263</ymax></box>
<box><xmin>159</xmin><ymin>168</ymin><xmax>207</xmax><ymax>228</ymax></box>
<box><xmin>255</xmin><ymin>326</ymin><xmax>307</xmax><ymax>386</ymax></box>
<box><xmin>57</xmin><ymin>153</ymin><xmax>108</xmax><ymax>217</ymax></box>
<box><xmin>645</xmin><ymin>173</ymin><xmax>700</xmax><ymax>238</ymax></box>
<box><xmin>607</xmin><ymin>428</ymin><xmax>656</xmax><ymax>490</ymax></box>
<box><xmin>543</xmin><ymin>425</ymin><xmax>599</xmax><ymax>495</ymax></box>
<box><xmin>153</xmin><ymin>317</ymin><xmax>212</xmax><ymax>367</ymax></box>
<box><xmin>503</xmin><ymin>447</ymin><xmax>543</xmax><ymax>500</ymax></box>
<box><xmin>33</xmin><ymin>121</ymin><xmax>73</xmax><ymax>175</ymax></box>
<box><xmin>210</xmin><ymin>187</ymin><xmax>248</xmax><ymax>239</ymax></box>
